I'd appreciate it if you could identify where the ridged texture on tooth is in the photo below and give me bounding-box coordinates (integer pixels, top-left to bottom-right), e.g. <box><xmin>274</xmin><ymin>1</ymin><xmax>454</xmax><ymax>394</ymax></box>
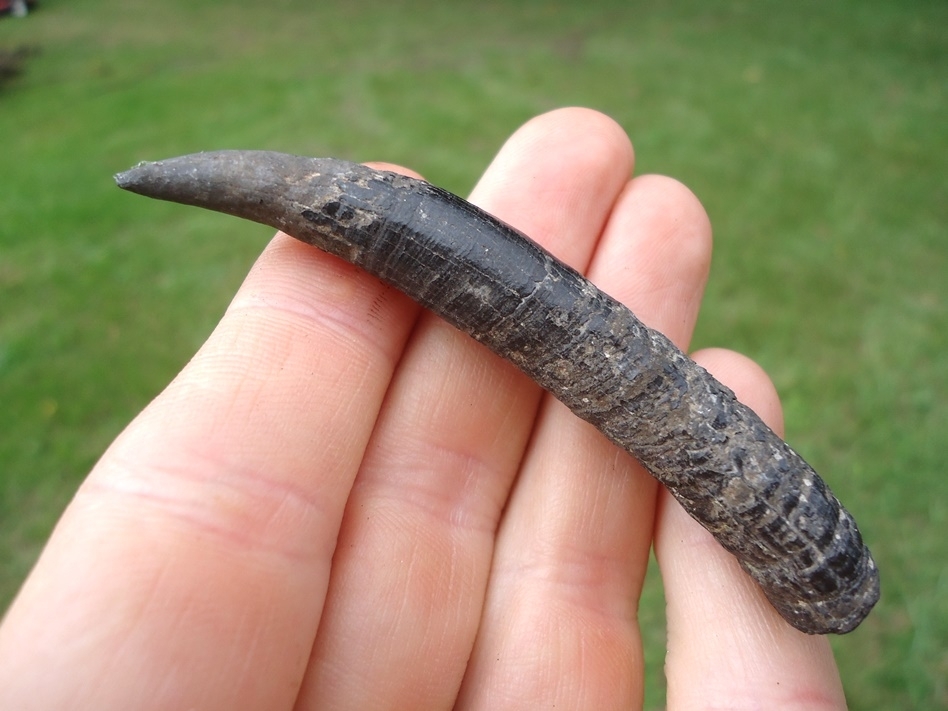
<box><xmin>116</xmin><ymin>150</ymin><xmax>880</xmax><ymax>634</ymax></box>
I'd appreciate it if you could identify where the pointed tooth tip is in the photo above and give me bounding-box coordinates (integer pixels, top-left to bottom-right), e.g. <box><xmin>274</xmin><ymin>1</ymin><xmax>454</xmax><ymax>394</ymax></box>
<box><xmin>114</xmin><ymin>160</ymin><xmax>168</xmax><ymax>194</ymax></box>
<box><xmin>114</xmin><ymin>162</ymin><xmax>147</xmax><ymax>189</ymax></box>
<box><xmin>113</xmin><ymin>169</ymin><xmax>134</xmax><ymax>190</ymax></box>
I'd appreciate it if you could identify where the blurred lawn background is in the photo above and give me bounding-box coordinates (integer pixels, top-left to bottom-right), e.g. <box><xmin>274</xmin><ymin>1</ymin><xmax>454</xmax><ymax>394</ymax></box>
<box><xmin>1</xmin><ymin>0</ymin><xmax>945</xmax><ymax>707</ymax></box>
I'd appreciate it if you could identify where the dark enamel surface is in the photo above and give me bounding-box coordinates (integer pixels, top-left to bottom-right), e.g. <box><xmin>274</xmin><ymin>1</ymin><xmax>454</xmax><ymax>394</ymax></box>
<box><xmin>116</xmin><ymin>150</ymin><xmax>879</xmax><ymax>633</ymax></box>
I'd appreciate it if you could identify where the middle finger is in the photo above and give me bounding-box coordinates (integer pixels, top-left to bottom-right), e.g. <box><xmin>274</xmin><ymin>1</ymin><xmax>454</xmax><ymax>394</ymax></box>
<box><xmin>294</xmin><ymin>108</ymin><xmax>635</xmax><ymax>710</ymax></box>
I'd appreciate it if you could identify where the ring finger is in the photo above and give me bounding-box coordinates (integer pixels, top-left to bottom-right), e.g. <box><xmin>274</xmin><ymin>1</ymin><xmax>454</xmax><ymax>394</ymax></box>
<box><xmin>457</xmin><ymin>173</ymin><xmax>713</xmax><ymax>709</ymax></box>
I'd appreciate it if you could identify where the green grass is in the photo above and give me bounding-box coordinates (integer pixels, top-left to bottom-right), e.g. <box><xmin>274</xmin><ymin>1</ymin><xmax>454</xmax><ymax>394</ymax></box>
<box><xmin>1</xmin><ymin>0</ymin><xmax>945</xmax><ymax>707</ymax></box>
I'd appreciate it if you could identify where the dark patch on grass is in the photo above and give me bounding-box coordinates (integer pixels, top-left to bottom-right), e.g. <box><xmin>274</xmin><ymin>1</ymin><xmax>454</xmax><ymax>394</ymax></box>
<box><xmin>0</xmin><ymin>44</ymin><xmax>38</xmax><ymax>89</ymax></box>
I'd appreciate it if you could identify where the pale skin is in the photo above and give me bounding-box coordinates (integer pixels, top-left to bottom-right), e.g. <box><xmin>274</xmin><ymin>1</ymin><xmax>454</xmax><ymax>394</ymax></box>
<box><xmin>0</xmin><ymin>108</ymin><xmax>847</xmax><ymax>709</ymax></box>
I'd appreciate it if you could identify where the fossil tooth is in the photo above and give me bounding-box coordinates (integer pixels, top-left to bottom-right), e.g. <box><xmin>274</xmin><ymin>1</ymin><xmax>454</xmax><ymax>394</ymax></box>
<box><xmin>116</xmin><ymin>150</ymin><xmax>880</xmax><ymax>634</ymax></box>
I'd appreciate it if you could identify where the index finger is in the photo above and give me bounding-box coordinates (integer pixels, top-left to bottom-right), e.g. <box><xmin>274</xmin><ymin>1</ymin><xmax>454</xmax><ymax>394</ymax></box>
<box><xmin>0</xmin><ymin>200</ymin><xmax>423</xmax><ymax>708</ymax></box>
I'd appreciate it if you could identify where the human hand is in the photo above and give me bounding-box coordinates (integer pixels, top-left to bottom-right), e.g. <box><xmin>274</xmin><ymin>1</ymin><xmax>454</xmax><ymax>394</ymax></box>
<box><xmin>0</xmin><ymin>108</ymin><xmax>847</xmax><ymax>709</ymax></box>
